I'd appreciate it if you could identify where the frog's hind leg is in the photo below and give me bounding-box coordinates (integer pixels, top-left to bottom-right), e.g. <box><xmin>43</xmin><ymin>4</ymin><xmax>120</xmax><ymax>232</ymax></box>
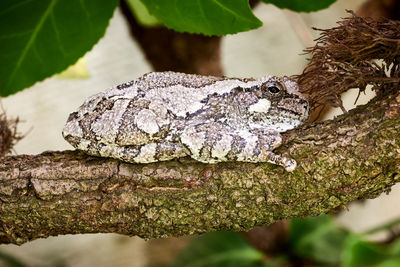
<box><xmin>150</xmin><ymin>142</ymin><xmax>190</xmax><ymax>162</ymax></box>
<box><xmin>81</xmin><ymin>140</ymin><xmax>189</xmax><ymax>163</ymax></box>
<box><xmin>179</xmin><ymin>123</ymin><xmax>297</xmax><ymax>171</ymax></box>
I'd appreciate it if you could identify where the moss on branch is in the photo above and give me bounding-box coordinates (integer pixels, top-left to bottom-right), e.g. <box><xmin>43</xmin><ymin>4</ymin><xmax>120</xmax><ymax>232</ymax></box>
<box><xmin>1</xmin><ymin>88</ymin><xmax>400</xmax><ymax>245</ymax></box>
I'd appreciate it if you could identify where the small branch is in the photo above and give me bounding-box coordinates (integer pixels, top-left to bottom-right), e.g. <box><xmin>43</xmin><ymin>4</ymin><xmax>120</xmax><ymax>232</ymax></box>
<box><xmin>1</xmin><ymin>89</ymin><xmax>400</xmax><ymax>245</ymax></box>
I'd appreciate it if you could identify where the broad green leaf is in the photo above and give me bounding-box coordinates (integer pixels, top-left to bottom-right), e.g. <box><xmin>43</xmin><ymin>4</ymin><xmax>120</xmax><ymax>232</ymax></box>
<box><xmin>140</xmin><ymin>0</ymin><xmax>263</xmax><ymax>35</ymax></box>
<box><xmin>126</xmin><ymin>0</ymin><xmax>161</xmax><ymax>27</ymax></box>
<box><xmin>0</xmin><ymin>0</ymin><xmax>118</xmax><ymax>96</ymax></box>
<box><xmin>290</xmin><ymin>215</ymin><xmax>349</xmax><ymax>265</ymax></box>
<box><xmin>262</xmin><ymin>0</ymin><xmax>336</xmax><ymax>12</ymax></box>
<box><xmin>172</xmin><ymin>231</ymin><xmax>266</xmax><ymax>267</ymax></box>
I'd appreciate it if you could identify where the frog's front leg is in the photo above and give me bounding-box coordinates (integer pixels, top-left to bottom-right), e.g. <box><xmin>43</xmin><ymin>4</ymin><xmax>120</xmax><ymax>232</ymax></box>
<box><xmin>252</xmin><ymin>128</ymin><xmax>297</xmax><ymax>172</ymax></box>
<box><xmin>258</xmin><ymin>150</ymin><xmax>297</xmax><ymax>172</ymax></box>
<box><xmin>179</xmin><ymin>123</ymin><xmax>297</xmax><ymax>171</ymax></box>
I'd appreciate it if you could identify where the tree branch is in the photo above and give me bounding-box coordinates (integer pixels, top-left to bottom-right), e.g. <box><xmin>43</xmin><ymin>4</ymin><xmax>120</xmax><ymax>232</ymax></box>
<box><xmin>1</xmin><ymin>11</ymin><xmax>399</xmax><ymax>246</ymax></box>
<box><xmin>1</xmin><ymin>88</ymin><xmax>400</xmax><ymax>245</ymax></box>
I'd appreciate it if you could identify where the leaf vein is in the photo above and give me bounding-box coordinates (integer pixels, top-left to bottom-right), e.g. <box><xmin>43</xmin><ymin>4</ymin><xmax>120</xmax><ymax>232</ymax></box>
<box><xmin>0</xmin><ymin>0</ymin><xmax>35</xmax><ymax>16</ymax></box>
<box><xmin>211</xmin><ymin>0</ymin><xmax>255</xmax><ymax>23</ymax></box>
<box><xmin>196</xmin><ymin>0</ymin><xmax>210</xmax><ymax>30</ymax></box>
<box><xmin>50</xmin><ymin>11</ymin><xmax>68</xmax><ymax>57</ymax></box>
<box><xmin>78</xmin><ymin>0</ymin><xmax>94</xmax><ymax>39</ymax></box>
<box><xmin>5</xmin><ymin>0</ymin><xmax>58</xmax><ymax>89</ymax></box>
<box><xmin>0</xmin><ymin>30</ymin><xmax>33</xmax><ymax>40</ymax></box>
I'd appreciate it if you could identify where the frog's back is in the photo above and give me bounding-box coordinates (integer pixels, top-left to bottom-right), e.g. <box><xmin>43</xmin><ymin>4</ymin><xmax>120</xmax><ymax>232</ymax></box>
<box><xmin>137</xmin><ymin>72</ymin><xmax>254</xmax><ymax>118</ymax></box>
<box><xmin>62</xmin><ymin>72</ymin><xmax>218</xmax><ymax>148</ymax></box>
<box><xmin>62</xmin><ymin>72</ymin><xmax>255</xmax><ymax>151</ymax></box>
<box><xmin>135</xmin><ymin>71</ymin><xmax>226</xmax><ymax>90</ymax></box>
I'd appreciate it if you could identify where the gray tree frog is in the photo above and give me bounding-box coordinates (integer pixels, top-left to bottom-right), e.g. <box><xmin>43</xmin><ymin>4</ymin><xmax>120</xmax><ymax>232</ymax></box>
<box><xmin>63</xmin><ymin>72</ymin><xmax>309</xmax><ymax>172</ymax></box>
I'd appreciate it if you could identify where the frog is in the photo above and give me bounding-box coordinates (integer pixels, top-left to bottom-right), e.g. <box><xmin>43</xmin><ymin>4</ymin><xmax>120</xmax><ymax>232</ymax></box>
<box><xmin>62</xmin><ymin>71</ymin><xmax>309</xmax><ymax>172</ymax></box>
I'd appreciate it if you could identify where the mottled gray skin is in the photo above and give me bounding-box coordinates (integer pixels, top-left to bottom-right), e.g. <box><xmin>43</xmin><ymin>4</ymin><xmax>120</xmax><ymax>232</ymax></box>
<box><xmin>63</xmin><ymin>72</ymin><xmax>309</xmax><ymax>171</ymax></box>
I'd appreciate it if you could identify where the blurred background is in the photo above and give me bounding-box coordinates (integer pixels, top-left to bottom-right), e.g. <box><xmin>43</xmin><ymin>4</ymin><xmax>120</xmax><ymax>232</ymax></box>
<box><xmin>1</xmin><ymin>0</ymin><xmax>400</xmax><ymax>266</ymax></box>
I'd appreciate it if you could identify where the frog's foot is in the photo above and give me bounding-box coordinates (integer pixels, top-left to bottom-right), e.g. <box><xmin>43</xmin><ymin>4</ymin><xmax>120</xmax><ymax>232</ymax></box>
<box><xmin>283</xmin><ymin>158</ymin><xmax>297</xmax><ymax>172</ymax></box>
<box><xmin>262</xmin><ymin>150</ymin><xmax>297</xmax><ymax>172</ymax></box>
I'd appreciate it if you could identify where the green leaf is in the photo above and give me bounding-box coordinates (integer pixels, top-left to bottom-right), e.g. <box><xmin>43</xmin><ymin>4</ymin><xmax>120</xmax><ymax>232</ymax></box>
<box><xmin>126</xmin><ymin>0</ymin><xmax>161</xmax><ymax>27</ymax></box>
<box><xmin>0</xmin><ymin>0</ymin><xmax>118</xmax><ymax>96</ymax></box>
<box><xmin>290</xmin><ymin>214</ymin><xmax>349</xmax><ymax>265</ymax></box>
<box><xmin>342</xmin><ymin>235</ymin><xmax>389</xmax><ymax>267</ymax></box>
<box><xmin>140</xmin><ymin>0</ymin><xmax>263</xmax><ymax>35</ymax></box>
<box><xmin>342</xmin><ymin>236</ymin><xmax>400</xmax><ymax>267</ymax></box>
<box><xmin>172</xmin><ymin>231</ymin><xmax>266</xmax><ymax>267</ymax></box>
<box><xmin>375</xmin><ymin>258</ymin><xmax>400</xmax><ymax>267</ymax></box>
<box><xmin>261</xmin><ymin>0</ymin><xmax>336</xmax><ymax>12</ymax></box>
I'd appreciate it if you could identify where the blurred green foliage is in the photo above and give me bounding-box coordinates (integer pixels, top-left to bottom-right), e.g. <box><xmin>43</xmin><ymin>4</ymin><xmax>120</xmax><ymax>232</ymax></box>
<box><xmin>172</xmin><ymin>231</ymin><xmax>266</xmax><ymax>267</ymax></box>
<box><xmin>290</xmin><ymin>215</ymin><xmax>349</xmax><ymax>265</ymax></box>
<box><xmin>174</xmin><ymin>215</ymin><xmax>400</xmax><ymax>267</ymax></box>
<box><xmin>0</xmin><ymin>251</ymin><xmax>27</xmax><ymax>267</ymax></box>
<box><xmin>342</xmin><ymin>235</ymin><xmax>400</xmax><ymax>267</ymax></box>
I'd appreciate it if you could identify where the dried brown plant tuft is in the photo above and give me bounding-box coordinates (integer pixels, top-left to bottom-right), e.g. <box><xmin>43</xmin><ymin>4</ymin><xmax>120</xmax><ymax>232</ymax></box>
<box><xmin>297</xmin><ymin>11</ymin><xmax>400</xmax><ymax>111</ymax></box>
<box><xmin>0</xmin><ymin>112</ymin><xmax>22</xmax><ymax>157</ymax></box>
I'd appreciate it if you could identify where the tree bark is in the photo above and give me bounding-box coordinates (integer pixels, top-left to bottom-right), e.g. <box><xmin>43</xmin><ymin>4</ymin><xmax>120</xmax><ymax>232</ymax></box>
<box><xmin>1</xmin><ymin>87</ymin><xmax>399</xmax><ymax>245</ymax></box>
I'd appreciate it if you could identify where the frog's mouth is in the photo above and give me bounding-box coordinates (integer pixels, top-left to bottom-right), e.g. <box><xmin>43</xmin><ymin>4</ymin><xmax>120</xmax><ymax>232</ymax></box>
<box><xmin>278</xmin><ymin>96</ymin><xmax>309</xmax><ymax>121</ymax></box>
<box><xmin>261</xmin><ymin>101</ymin><xmax>308</xmax><ymax>132</ymax></box>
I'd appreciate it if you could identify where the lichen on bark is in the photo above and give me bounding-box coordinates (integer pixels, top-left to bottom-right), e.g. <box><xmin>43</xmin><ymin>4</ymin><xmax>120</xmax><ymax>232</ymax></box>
<box><xmin>1</xmin><ymin>89</ymin><xmax>400</xmax><ymax>245</ymax></box>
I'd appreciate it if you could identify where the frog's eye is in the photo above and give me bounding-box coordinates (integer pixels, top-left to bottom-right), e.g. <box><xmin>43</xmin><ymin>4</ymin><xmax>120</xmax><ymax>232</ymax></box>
<box><xmin>268</xmin><ymin>86</ymin><xmax>280</xmax><ymax>94</ymax></box>
<box><xmin>261</xmin><ymin>82</ymin><xmax>285</xmax><ymax>100</ymax></box>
